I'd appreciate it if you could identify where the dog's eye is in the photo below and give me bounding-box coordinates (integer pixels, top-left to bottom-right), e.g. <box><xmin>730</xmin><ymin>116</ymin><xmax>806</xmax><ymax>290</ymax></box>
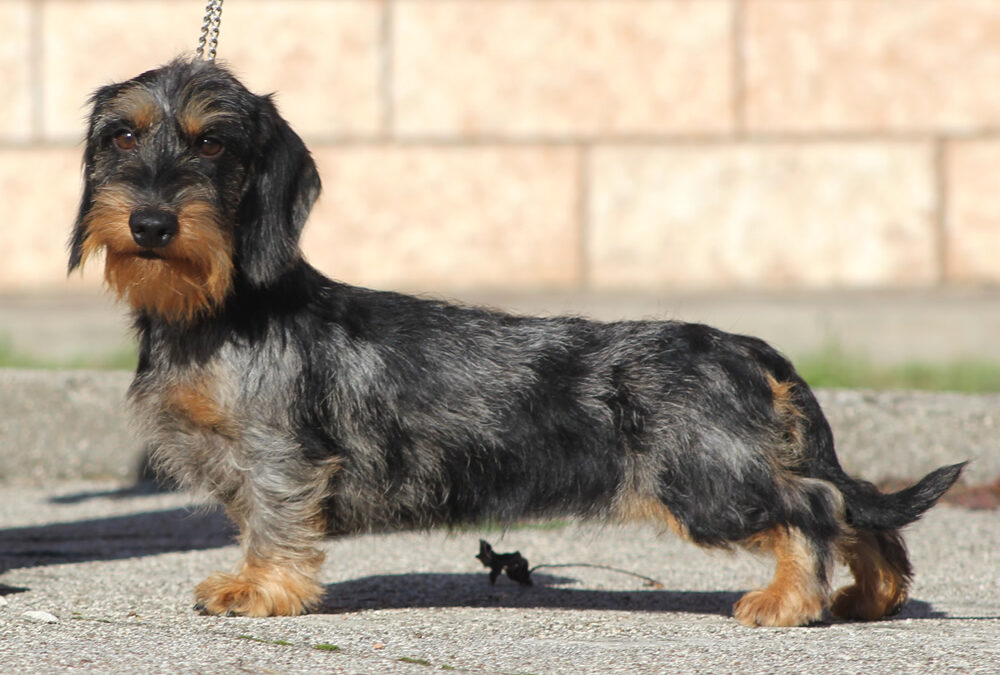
<box><xmin>198</xmin><ymin>136</ymin><xmax>224</xmax><ymax>158</ymax></box>
<box><xmin>112</xmin><ymin>129</ymin><xmax>137</xmax><ymax>151</ymax></box>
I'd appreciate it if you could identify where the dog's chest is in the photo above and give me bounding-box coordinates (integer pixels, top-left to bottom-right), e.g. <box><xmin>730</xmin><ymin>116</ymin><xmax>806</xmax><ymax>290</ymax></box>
<box><xmin>130</xmin><ymin>359</ymin><xmax>235</xmax><ymax>433</ymax></box>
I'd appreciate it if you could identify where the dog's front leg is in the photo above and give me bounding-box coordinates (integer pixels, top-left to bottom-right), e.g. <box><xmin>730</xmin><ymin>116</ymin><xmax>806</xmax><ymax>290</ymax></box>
<box><xmin>194</xmin><ymin>453</ymin><xmax>335</xmax><ymax>617</ymax></box>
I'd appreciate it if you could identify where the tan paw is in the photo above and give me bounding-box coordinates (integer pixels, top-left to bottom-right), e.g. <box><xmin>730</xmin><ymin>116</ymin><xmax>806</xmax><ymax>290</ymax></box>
<box><xmin>733</xmin><ymin>587</ymin><xmax>824</xmax><ymax>627</ymax></box>
<box><xmin>194</xmin><ymin>562</ymin><xmax>323</xmax><ymax>617</ymax></box>
<box><xmin>830</xmin><ymin>584</ymin><xmax>906</xmax><ymax>621</ymax></box>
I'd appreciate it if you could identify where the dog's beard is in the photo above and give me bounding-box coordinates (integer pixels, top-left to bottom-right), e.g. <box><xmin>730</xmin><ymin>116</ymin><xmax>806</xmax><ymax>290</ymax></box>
<box><xmin>79</xmin><ymin>189</ymin><xmax>234</xmax><ymax>322</ymax></box>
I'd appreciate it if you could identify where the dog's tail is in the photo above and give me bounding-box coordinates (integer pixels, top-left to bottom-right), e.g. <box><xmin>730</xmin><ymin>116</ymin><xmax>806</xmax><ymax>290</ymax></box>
<box><xmin>837</xmin><ymin>462</ymin><xmax>966</xmax><ymax>531</ymax></box>
<box><xmin>778</xmin><ymin>367</ymin><xmax>966</xmax><ymax>532</ymax></box>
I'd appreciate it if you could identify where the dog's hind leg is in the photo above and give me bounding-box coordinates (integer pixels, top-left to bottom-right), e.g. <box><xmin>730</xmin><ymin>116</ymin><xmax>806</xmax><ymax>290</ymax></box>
<box><xmin>733</xmin><ymin>524</ymin><xmax>832</xmax><ymax>627</ymax></box>
<box><xmin>831</xmin><ymin>529</ymin><xmax>912</xmax><ymax>621</ymax></box>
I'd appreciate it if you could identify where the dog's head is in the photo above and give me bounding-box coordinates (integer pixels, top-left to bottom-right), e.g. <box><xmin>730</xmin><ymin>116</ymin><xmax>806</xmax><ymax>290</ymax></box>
<box><xmin>69</xmin><ymin>57</ymin><xmax>321</xmax><ymax>323</ymax></box>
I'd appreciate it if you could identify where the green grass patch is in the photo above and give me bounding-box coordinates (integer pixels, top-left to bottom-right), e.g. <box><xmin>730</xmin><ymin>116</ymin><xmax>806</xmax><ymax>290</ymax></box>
<box><xmin>0</xmin><ymin>334</ymin><xmax>136</xmax><ymax>371</ymax></box>
<box><xmin>237</xmin><ymin>635</ymin><xmax>293</xmax><ymax>647</ymax></box>
<box><xmin>313</xmin><ymin>643</ymin><xmax>341</xmax><ymax>652</ymax></box>
<box><xmin>398</xmin><ymin>657</ymin><xmax>432</xmax><ymax>666</ymax></box>
<box><xmin>795</xmin><ymin>342</ymin><xmax>1000</xmax><ymax>393</ymax></box>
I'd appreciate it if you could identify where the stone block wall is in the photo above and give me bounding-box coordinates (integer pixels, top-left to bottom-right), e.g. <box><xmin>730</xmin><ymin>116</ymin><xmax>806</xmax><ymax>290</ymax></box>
<box><xmin>2</xmin><ymin>0</ymin><xmax>998</xmax><ymax>294</ymax></box>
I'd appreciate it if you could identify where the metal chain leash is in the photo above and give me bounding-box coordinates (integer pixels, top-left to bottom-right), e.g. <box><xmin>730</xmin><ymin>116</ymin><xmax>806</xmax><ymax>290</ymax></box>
<box><xmin>195</xmin><ymin>0</ymin><xmax>225</xmax><ymax>61</ymax></box>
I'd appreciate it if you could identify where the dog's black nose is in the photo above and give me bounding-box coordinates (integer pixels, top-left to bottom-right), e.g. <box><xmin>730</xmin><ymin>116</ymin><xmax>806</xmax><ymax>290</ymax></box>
<box><xmin>129</xmin><ymin>209</ymin><xmax>178</xmax><ymax>249</ymax></box>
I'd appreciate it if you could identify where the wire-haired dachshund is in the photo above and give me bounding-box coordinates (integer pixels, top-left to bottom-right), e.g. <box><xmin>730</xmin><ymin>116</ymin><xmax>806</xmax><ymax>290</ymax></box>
<box><xmin>70</xmin><ymin>57</ymin><xmax>964</xmax><ymax>625</ymax></box>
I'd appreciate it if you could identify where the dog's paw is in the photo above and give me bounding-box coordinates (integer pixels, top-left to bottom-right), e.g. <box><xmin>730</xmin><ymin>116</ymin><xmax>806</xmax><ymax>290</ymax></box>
<box><xmin>194</xmin><ymin>563</ymin><xmax>323</xmax><ymax>617</ymax></box>
<box><xmin>830</xmin><ymin>583</ymin><xmax>905</xmax><ymax>621</ymax></box>
<box><xmin>733</xmin><ymin>588</ymin><xmax>824</xmax><ymax>627</ymax></box>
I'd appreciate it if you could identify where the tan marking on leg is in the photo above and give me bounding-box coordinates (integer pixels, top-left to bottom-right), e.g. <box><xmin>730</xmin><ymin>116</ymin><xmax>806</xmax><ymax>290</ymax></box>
<box><xmin>832</xmin><ymin>529</ymin><xmax>912</xmax><ymax>621</ymax></box>
<box><xmin>195</xmin><ymin>551</ymin><xmax>326</xmax><ymax>617</ymax></box>
<box><xmin>733</xmin><ymin>527</ymin><xmax>826</xmax><ymax>627</ymax></box>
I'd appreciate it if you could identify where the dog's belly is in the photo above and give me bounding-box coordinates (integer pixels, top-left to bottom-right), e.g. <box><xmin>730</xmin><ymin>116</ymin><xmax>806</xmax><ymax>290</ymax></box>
<box><xmin>323</xmin><ymin>435</ymin><xmax>629</xmax><ymax>533</ymax></box>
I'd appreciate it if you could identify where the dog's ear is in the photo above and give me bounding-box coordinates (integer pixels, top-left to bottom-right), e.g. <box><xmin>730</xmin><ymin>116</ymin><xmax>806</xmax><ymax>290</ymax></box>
<box><xmin>68</xmin><ymin>162</ymin><xmax>95</xmax><ymax>273</ymax></box>
<box><xmin>236</xmin><ymin>96</ymin><xmax>321</xmax><ymax>287</ymax></box>
<box><xmin>69</xmin><ymin>84</ymin><xmax>121</xmax><ymax>273</ymax></box>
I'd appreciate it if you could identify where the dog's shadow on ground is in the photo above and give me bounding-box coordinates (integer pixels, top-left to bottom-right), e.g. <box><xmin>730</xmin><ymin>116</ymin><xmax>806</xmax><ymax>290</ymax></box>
<box><xmin>320</xmin><ymin>572</ymin><xmax>743</xmax><ymax>618</ymax></box>
<box><xmin>0</xmin><ymin>499</ymin><xmax>235</xmax><ymax>575</ymax></box>
<box><xmin>316</xmin><ymin>572</ymin><xmax>953</xmax><ymax>623</ymax></box>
